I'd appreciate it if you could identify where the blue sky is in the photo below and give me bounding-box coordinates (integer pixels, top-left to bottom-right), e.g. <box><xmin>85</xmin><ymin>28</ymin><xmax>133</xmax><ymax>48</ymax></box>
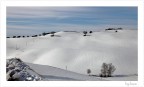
<box><xmin>7</xmin><ymin>7</ymin><xmax>137</xmax><ymax>36</ymax></box>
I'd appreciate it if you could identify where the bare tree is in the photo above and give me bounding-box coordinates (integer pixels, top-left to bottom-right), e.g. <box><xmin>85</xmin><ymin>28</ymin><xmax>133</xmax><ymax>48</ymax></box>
<box><xmin>117</xmin><ymin>28</ymin><xmax>122</xmax><ymax>30</ymax></box>
<box><xmin>107</xmin><ymin>63</ymin><xmax>116</xmax><ymax>77</ymax></box>
<box><xmin>100</xmin><ymin>63</ymin><xmax>108</xmax><ymax>77</ymax></box>
<box><xmin>100</xmin><ymin>63</ymin><xmax>116</xmax><ymax>77</ymax></box>
<box><xmin>87</xmin><ymin>69</ymin><xmax>91</xmax><ymax>76</ymax></box>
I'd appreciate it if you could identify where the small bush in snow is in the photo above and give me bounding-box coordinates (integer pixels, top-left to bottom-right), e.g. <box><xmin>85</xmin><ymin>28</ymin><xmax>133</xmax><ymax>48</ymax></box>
<box><xmin>17</xmin><ymin>36</ymin><xmax>21</xmax><ymax>38</ymax></box>
<box><xmin>100</xmin><ymin>63</ymin><xmax>116</xmax><ymax>77</ymax></box>
<box><xmin>83</xmin><ymin>31</ymin><xmax>87</xmax><ymax>36</ymax></box>
<box><xmin>32</xmin><ymin>35</ymin><xmax>38</xmax><ymax>37</ymax></box>
<box><xmin>13</xmin><ymin>36</ymin><xmax>16</xmax><ymax>38</ymax></box>
<box><xmin>50</xmin><ymin>31</ymin><xmax>56</xmax><ymax>37</ymax></box>
<box><xmin>89</xmin><ymin>31</ymin><xmax>93</xmax><ymax>33</ymax></box>
<box><xmin>42</xmin><ymin>32</ymin><xmax>46</xmax><ymax>36</ymax></box>
<box><xmin>51</xmin><ymin>34</ymin><xmax>54</xmax><ymax>37</ymax></box>
<box><xmin>87</xmin><ymin>69</ymin><xmax>91</xmax><ymax>76</ymax></box>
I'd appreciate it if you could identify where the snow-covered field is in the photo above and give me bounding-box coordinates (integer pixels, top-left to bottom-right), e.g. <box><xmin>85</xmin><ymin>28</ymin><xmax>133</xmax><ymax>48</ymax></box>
<box><xmin>27</xmin><ymin>62</ymin><xmax>106</xmax><ymax>81</ymax></box>
<box><xmin>7</xmin><ymin>30</ymin><xmax>138</xmax><ymax>81</ymax></box>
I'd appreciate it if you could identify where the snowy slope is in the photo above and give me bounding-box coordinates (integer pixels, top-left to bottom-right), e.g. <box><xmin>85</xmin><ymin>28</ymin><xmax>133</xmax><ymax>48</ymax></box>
<box><xmin>102</xmin><ymin>74</ymin><xmax>137</xmax><ymax>81</ymax></box>
<box><xmin>7</xmin><ymin>30</ymin><xmax>138</xmax><ymax>79</ymax></box>
<box><xmin>26</xmin><ymin>63</ymin><xmax>137</xmax><ymax>81</ymax></box>
<box><xmin>26</xmin><ymin>63</ymin><xmax>106</xmax><ymax>81</ymax></box>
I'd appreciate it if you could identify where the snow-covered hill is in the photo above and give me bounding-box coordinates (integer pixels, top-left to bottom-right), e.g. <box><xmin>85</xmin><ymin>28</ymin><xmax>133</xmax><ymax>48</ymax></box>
<box><xmin>7</xmin><ymin>58</ymin><xmax>106</xmax><ymax>81</ymax></box>
<box><xmin>6</xmin><ymin>58</ymin><xmax>137</xmax><ymax>81</ymax></box>
<box><xmin>27</xmin><ymin>62</ymin><xmax>137</xmax><ymax>81</ymax></box>
<box><xmin>26</xmin><ymin>62</ymin><xmax>106</xmax><ymax>81</ymax></box>
<box><xmin>7</xmin><ymin>30</ymin><xmax>138</xmax><ymax>80</ymax></box>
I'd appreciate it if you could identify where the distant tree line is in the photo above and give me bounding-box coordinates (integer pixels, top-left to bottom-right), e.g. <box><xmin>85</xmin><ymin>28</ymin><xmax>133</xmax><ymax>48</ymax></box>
<box><xmin>7</xmin><ymin>31</ymin><xmax>56</xmax><ymax>38</ymax></box>
<box><xmin>105</xmin><ymin>28</ymin><xmax>122</xmax><ymax>31</ymax></box>
<box><xmin>7</xmin><ymin>28</ymin><xmax>123</xmax><ymax>38</ymax></box>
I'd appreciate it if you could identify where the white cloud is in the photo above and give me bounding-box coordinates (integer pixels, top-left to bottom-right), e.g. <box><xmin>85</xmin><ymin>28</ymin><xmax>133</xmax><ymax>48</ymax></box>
<box><xmin>7</xmin><ymin>7</ymin><xmax>94</xmax><ymax>19</ymax></box>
